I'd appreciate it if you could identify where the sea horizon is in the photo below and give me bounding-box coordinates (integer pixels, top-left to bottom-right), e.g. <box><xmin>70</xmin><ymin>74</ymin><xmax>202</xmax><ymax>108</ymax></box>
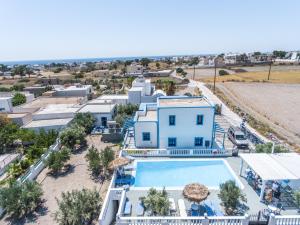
<box><xmin>0</xmin><ymin>54</ymin><xmax>213</xmax><ymax>66</ymax></box>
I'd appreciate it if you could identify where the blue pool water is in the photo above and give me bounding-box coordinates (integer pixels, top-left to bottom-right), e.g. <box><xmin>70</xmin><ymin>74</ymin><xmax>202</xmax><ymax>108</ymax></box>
<box><xmin>134</xmin><ymin>160</ymin><xmax>239</xmax><ymax>189</ymax></box>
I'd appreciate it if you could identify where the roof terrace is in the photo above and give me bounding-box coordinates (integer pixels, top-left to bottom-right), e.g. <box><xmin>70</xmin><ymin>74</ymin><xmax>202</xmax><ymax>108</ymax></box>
<box><xmin>158</xmin><ymin>96</ymin><xmax>213</xmax><ymax>108</ymax></box>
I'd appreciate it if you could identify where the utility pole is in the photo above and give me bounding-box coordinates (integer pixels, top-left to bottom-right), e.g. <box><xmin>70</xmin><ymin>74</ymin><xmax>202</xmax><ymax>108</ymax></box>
<box><xmin>213</xmin><ymin>59</ymin><xmax>217</xmax><ymax>94</ymax></box>
<box><xmin>267</xmin><ymin>60</ymin><xmax>272</xmax><ymax>80</ymax></box>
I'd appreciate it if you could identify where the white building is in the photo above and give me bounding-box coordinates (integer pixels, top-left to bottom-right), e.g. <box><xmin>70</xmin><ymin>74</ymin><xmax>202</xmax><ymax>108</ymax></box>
<box><xmin>98</xmin><ymin>95</ymin><xmax>128</xmax><ymax>105</ymax></box>
<box><xmin>53</xmin><ymin>84</ymin><xmax>92</xmax><ymax>98</ymax></box>
<box><xmin>134</xmin><ymin>96</ymin><xmax>215</xmax><ymax>149</ymax></box>
<box><xmin>126</xmin><ymin>63</ymin><xmax>144</xmax><ymax>75</ymax></box>
<box><xmin>0</xmin><ymin>92</ymin><xmax>34</xmax><ymax>113</ymax></box>
<box><xmin>128</xmin><ymin>76</ymin><xmax>165</xmax><ymax>104</ymax></box>
<box><xmin>78</xmin><ymin>102</ymin><xmax>116</xmax><ymax>127</ymax></box>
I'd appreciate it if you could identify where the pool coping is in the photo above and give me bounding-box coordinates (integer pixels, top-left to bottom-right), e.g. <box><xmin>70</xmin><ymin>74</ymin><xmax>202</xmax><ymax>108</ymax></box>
<box><xmin>130</xmin><ymin>158</ymin><xmax>244</xmax><ymax>191</ymax></box>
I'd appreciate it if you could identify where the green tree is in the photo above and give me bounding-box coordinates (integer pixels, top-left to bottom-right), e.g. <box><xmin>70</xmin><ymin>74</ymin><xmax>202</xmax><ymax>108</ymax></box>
<box><xmin>293</xmin><ymin>191</ymin><xmax>300</xmax><ymax>212</ymax></box>
<box><xmin>60</xmin><ymin>125</ymin><xmax>86</xmax><ymax>149</ymax></box>
<box><xmin>0</xmin><ymin>118</ymin><xmax>19</xmax><ymax>153</ymax></box>
<box><xmin>45</xmin><ymin>147</ymin><xmax>71</xmax><ymax>174</ymax></box>
<box><xmin>100</xmin><ymin>146</ymin><xmax>114</xmax><ymax>174</ymax></box>
<box><xmin>219</xmin><ymin>69</ymin><xmax>229</xmax><ymax>76</ymax></box>
<box><xmin>255</xmin><ymin>142</ymin><xmax>288</xmax><ymax>153</ymax></box>
<box><xmin>273</xmin><ymin>50</ymin><xmax>287</xmax><ymax>59</ymax></box>
<box><xmin>176</xmin><ymin>67</ymin><xmax>184</xmax><ymax>74</ymax></box>
<box><xmin>85</xmin><ymin>146</ymin><xmax>101</xmax><ymax>176</ymax></box>
<box><xmin>72</xmin><ymin>112</ymin><xmax>96</xmax><ymax>134</ymax></box>
<box><xmin>142</xmin><ymin>188</ymin><xmax>170</xmax><ymax>216</ymax></box>
<box><xmin>140</xmin><ymin>58</ymin><xmax>151</xmax><ymax>67</ymax></box>
<box><xmin>218</xmin><ymin>180</ymin><xmax>246</xmax><ymax>215</ymax></box>
<box><xmin>54</xmin><ymin>188</ymin><xmax>102</xmax><ymax>225</ymax></box>
<box><xmin>12</xmin><ymin>92</ymin><xmax>26</xmax><ymax>106</ymax></box>
<box><xmin>155</xmin><ymin>62</ymin><xmax>160</xmax><ymax>69</ymax></box>
<box><xmin>0</xmin><ymin>181</ymin><xmax>43</xmax><ymax>218</ymax></box>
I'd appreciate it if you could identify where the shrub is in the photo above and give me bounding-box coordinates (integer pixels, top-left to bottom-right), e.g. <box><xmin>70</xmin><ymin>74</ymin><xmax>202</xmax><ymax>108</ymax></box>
<box><xmin>85</xmin><ymin>146</ymin><xmax>101</xmax><ymax>176</ymax></box>
<box><xmin>218</xmin><ymin>180</ymin><xmax>246</xmax><ymax>215</ymax></box>
<box><xmin>72</xmin><ymin>112</ymin><xmax>96</xmax><ymax>134</ymax></box>
<box><xmin>100</xmin><ymin>146</ymin><xmax>114</xmax><ymax>173</ymax></box>
<box><xmin>45</xmin><ymin>147</ymin><xmax>71</xmax><ymax>174</ymax></box>
<box><xmin>219</xmin><ymin>70</ymin><xmax>229</xmax><ymax>76</ymax></box>
<box><xmin>293</xmin><ymin>191</ymin><xmax>300</xmax><ymax>211</ymax></box>
<box><xmin>54</xmin><ymin>188</ymin><xmax>102</xmax><ymax>225</ymax></box>
<box><xmin>255</xmin><ymin>142</ymin><xmax>288</xmax><ymax>153</ymax></box>
<box><xmin>12</xmin><ymin>92</ymin><xmax>26</xmax><ymax>106</ymax></box>
<box><xmin>142</xmin><ymin>188</ymin><xmax>170</xmax><ymax>216</ymax></box>
<box><xmin>0</xmin><ymin>181</ymin><xmax>43</xmax><ymax>218</ymax></box>
<box><xmin>60</xmin><ymin>125</ymin><xmax>86</xmax><ymax>149</ymax></box>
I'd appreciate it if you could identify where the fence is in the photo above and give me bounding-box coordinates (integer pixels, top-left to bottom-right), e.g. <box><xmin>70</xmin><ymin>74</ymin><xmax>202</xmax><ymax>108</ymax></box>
<box><xmin>122</xmin><ymin>148</ymin><xmax>229</xmax><ymax>157</ymax></box>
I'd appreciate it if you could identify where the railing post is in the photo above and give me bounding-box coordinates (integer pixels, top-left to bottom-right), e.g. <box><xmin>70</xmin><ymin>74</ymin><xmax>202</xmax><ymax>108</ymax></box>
<box><xmin>202</xmin><ymin>213</ymin><xmax>209</xmax><ymax>225</ymax></box>
<box><xmin>268</xmin><ymin>213</ymin><xmax>276</xmax><ymax>225</ymax></box>
<box><xmin>242</xmin><ymin>214</ymin><xmax>250</xmax><ymax>225</ymax></box>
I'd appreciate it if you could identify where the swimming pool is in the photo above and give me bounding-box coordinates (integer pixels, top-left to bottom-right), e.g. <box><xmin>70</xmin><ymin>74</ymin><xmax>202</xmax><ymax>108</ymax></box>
<box><xmin>133</xmin><ymin>159</ymin><xmax>243</xmax><ymax>189</ymax></box>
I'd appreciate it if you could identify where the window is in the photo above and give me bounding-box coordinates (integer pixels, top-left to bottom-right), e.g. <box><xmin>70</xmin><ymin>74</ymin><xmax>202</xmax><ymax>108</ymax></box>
<box><xmin>196</xmin><ymin>115</ymin><xmax>204</xmax><ymax>125</ymax></box>
<box><xmin>168</xmin><ymin>137</ymin><xmax>177</xmax><ymax>147</ymax></box>
<box><xmin>169</xmin><ymin>115</ymin><xmax>176</xmax><ymax>126</ymax></box>
<box><xmin>205</xmin><ymin>140</ymin><xmax>210</xmax><ymax>148</ymax></box>
<box><xmin>142</xmin><ymin>132</ymin><xmax>150</xmax><ymax>141</ymax></box>
<box><xmin>194</xmin><ymin>137</ymin><xmax>203</xmax><ymax>146</ymax></box>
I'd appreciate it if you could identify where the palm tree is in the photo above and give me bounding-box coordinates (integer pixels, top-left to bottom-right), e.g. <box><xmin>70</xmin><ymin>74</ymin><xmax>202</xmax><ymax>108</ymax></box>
<box><xmin>218</xmin><ymin>180</ymin><xmax>247</xmax><ymax>215</ymax></box>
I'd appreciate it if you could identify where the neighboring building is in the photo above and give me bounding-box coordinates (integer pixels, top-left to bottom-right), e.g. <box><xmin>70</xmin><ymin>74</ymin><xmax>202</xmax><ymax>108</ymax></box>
<box><xmin>128</xmin><ymin>76</ymin><xmax>165</xmax><ymax>104</ymax></box>
<box><xmin>7</xmin><ymin>113</ymin><xmax>32</xmax><ymax>126</ymax></box>
<box><xmin>145</xmin><ymin>69</ymin><xmax>172</xmax><ymax>77</ymax></box>
<box><xmin>0</xmin><ymin>92</ymin><xmax>35</xmax><ymax>113</ymax></box>
<box><xmin>98</xmin><ymin>95</ymin><xmax>128</xmax><ymax>105</ymax></box>
<box><xmin>134</xmin><ymin>96</ymin><xmax>215</xmax><ymax>149</ymax></box>
<box><xmin>275</xmin><ymin>51</ymin><xmax>300</xmax><ymax>64</ymax></box>
<box><xmin>126</xmin><ymin>63</ymin><xmax>144</xmax><ymax>76</ymax></box>
<box><xmin>31</xmin><ymin>104</ymin><xmax>81</xmax><ymax>120</ymax></box>
<box><xmin>23</xmin><ymin>118</ymin><xmax>73</xmax><ymax>132</ymax></box>
<box><xmin>78</xmin><ymin>102</ymin><xmax>116</xmax><ymax>127</ymax></box>
<box><xmin>53</xmin><ymin>84</ymin><xmax>92</xmax><ymax>98</ymax></box>
<box><xmin>24</xmin><ymin>85</ymin><xmax>47</xmax><ymax>97</ymax></box>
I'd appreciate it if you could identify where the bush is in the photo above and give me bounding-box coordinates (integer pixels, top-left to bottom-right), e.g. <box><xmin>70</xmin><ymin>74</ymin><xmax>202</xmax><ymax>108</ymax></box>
<box><xmin>142</xmin><ymin>188</ymin><xmax>170</xmax><ymax>216</ymax></box>
<box><xmin>100</xmin><ymin>146</ymin><xmax>114</xmax><ymax>173</ymax></box>
<box><xmin>219</xmin><ymin>70</ymin><xmax>229</xmax><ymax>76</ymax></box>
<box><xmin>60</xmin><ymin>125</ymin><xmax>86</xmax><ymax>149</ymax></box>
<box><xmin>12</xmin><ymin>92</ymin><xmax>26</xmax><ymax>106</ymax></box>
<box><xmin>45</xmin><ymin>147</ymin><xmax>71</xmax><ymax>174</ymax></box>
<box><xmin>72</xmin><ymin>112</ymin><xmax>96</xmax><ymax>134</ymax></box>
<box><xmin>0</xmin><ymin>181</ymin><xmax>43</xmax><ymax>218</ymax></box>
<box><xmin>218</xmin><ymin>180</ymin><xmax>246</xmax><ymax>215</ymax></box>
<box><xmin>85</xmin><ymin>146</ymin><xmax>102</xmax><ymax>176</ymax></box>
<box><xmin>255</xmin><ymin>142</ymin><xmax>288</xmax><ymax>153</ymax></box>
<box><xmin>54</xmin><ymin>188</ymin><xmax>102</xmax><ymax>225</ymax></box>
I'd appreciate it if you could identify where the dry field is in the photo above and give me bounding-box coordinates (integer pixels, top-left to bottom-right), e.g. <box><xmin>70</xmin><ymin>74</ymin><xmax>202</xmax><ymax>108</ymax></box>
<box><xmin>217</xmin><ymin>82</ymin><xmax>300</xmax><ymax>147</ymax></box>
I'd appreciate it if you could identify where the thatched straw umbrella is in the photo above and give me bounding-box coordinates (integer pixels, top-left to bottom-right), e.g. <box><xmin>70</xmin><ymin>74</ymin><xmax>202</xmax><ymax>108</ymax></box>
<box><xmin>183</xmin><ymin>183</ymin><xmax>209</xmax><ymax>203</ymax></box>
<box><xmin>108</xmin><ymin>157</ymin><xmax>131</xmax><ymax>170</ymax></box>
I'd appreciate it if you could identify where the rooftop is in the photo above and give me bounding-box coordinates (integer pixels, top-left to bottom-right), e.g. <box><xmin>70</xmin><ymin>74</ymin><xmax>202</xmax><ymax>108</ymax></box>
<box><xmin>21</xmin><ymin>97</ymin><xmax>85</xmax><ymax>108</ymax></box>
<box><xmin>7</xmin><ymin>113</ymin><xmax>28</xmax><ymax>118</ymax></box>
<box><xmin>137</xmin><ymin>110</ymin><xmax>157</xmax><ymax>122</ymax></box>
<box><xmin>34</xmin><ymin>104</ymin><xmax>80</xmax><ymax>115</ymax></box>
<box><xmin>78</xmin><ymin>103</ymin><xmax>116</xmax><ymax>113</ymax></box>
<box><xmin>23</xmin><ymin>118</ymin><xmax>73</xmax><ymax>128</ymax></box>
<box><xmin>158</xmin><ymin>96</ymin><xmax>213</xmax><ymax>108</ymax></box>
<box><xmin>98</xmin><ymin>95</ymin><xmax>128</xmax><ymax>100</ymax></box>
<box><xmin>54</xmin><ymin>85</ymin><xmax>92</xmax><ymax>91</ymax></box>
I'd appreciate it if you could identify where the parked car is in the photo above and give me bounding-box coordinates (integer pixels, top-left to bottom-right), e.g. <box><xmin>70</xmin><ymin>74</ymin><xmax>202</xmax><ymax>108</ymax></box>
<box><xmin>227</xmin><ymin>126</ymin><xmax>249</xmax><ymax>149</ymax></box>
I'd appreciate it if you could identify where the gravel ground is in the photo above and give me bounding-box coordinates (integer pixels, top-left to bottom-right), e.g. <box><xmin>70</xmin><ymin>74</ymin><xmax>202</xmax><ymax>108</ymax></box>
<box><xmin>1</xmin><ymin>135</ymin><xmax>117</xmax><ymax>225</ymax></box>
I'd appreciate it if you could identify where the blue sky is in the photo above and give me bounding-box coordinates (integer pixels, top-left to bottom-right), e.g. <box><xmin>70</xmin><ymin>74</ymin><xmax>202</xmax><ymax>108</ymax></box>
<box><xmin>0</xmin><ymin>0</ymin><xmax>299</xmax><ymax>61</ymax></box>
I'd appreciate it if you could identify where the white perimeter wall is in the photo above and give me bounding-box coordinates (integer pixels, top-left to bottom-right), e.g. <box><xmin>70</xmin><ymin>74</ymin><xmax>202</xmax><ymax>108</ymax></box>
<box><xmin>158</xmin><ymin>107</ymin><xmax>214</xmax><ymax>149</ymax></box>
<box><xmin>134</xmin><ymin>121</ymin><xmax>157</xmax><ymax>148</ymax></box>
<box><xmin>0</xmin><ymin>98</ymin><xmax>13</xmax><ymax>112</ymax></box>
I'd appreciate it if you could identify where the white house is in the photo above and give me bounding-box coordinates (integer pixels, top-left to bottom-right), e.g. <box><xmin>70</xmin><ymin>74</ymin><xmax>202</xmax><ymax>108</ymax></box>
<box><xmin>97</xmin><ymin>95</ymin><xmax>128</xmax><ymax>105</ymax></box>
<box><xmin>134</xmin><ymin>96</ymin><xmax>215</xmax><ymax>149</ymax></box>
<box><xmin>128</xmin><ymin>76</ymin><xmax>165</xmax><ymax>104</ymax></box>
<box><xmin>53</xmin><ymin>84</ymin><xmax>92</xmax><ymax>98</ymax></box>
<box><xmin>0</xmin><ymin>92</ymin><xmax>35</xmax><ymax>113</ymax></box>
<box><xmin>126</xmin><ymin>63</ymin><xmax>144</xmax><ymax>75</ymax></box>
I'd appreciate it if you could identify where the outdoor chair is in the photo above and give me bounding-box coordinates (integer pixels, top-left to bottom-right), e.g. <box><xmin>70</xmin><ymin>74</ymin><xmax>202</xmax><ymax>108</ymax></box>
<box><xmin>124</xmin><ymin>200</ymin><xmax>132</xmax><ymax>216</ymax></box>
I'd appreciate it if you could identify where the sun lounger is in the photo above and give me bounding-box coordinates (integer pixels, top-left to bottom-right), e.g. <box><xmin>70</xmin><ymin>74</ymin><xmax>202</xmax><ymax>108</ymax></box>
<box><xmin>178</xmin><ymin>199</ymin><xmax>187</xmax><ymax>217</ymax></box>
<box><xmin>169</xmin><ymin>198</ymin><xmax>176</xmax><ymax>212</ymax></box>
<box><xmin>137</xmin><ymin>200</ymin><xmax>144</xmax><ymax>216</ymax></box>
<box><xmin>124</xmin><ymin>200</ymin><xmax>132</xmax><ymax>215</ymax></box>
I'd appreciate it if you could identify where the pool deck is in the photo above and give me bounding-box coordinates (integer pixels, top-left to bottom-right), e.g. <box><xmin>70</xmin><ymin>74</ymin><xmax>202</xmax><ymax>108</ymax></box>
<box><xmin>119</xmin><ymin>157</ymin><xmax>299</xmax><ymax>217</ymax></box>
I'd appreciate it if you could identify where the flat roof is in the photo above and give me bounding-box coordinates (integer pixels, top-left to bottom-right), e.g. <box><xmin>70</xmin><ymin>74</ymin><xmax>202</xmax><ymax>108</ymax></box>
<box><xmin>129</xmin><ymin>87</ymin><xmax>144</xmax><ymax>92</ymax></box>
<box><xmin>23</xmin><ymin>118</ymin><xmax>73</xmax><ymax>128</ymax></box>
<box><xmin>158</xmin><ymin>97</ymin><xmax>213</xmax><ymax>108</ymax></box>
<box><xmin>240</xmin><ymin>153</ymin><xmax>300</xmax><ymax>181</ymax></box>
<box><xmin>22</xmin><ymin>97</ymin><xmax>85</xmax><ymax>108</ymax></box>
<box><xmin>7</xmin><ymin>113</ymin><xmax>28</xmax><ymax>118</ymax></box>
<box><xmin>34</xmin><ymin>104</ymin><xmax>80</xmax><ymax>115</ymax></box>
<box><xmin>98</xmin><ymin>95</ymin><xmax>128</xmax><ymax>100</ymax></box>
<box><xmin>138</xmin><ymin>110</ymin><xmax>157</xmax><ymax>121</ymax></box>
<box><xmin>54</xmin><ymin>85</ymin><xmax>92</xmax><ymax>91</ymax></box>
<box><xmin>78</xmin><ymin>103</ymin><xmax>115</xmax><ymax>114</ymax></box>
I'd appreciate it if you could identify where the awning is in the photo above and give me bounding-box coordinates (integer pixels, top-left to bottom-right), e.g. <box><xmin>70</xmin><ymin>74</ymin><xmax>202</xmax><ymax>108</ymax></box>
<box><xmin>240</xmin><ymin>153</ymin><xmax>300</xmax><ymax>181</ymax></box>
